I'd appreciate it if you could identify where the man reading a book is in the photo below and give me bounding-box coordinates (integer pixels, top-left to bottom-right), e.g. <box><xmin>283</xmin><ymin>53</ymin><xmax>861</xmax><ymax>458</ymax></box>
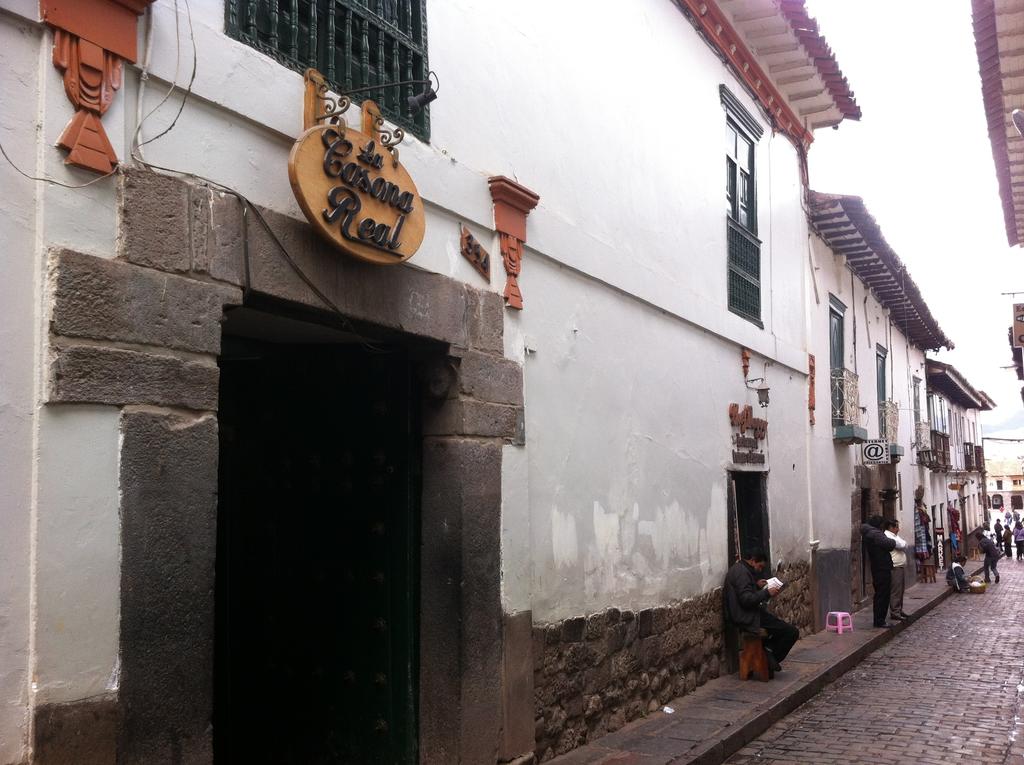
<box><xmin>723</xmin><ymin>548</ymin><xmax>800</xmax><ymax>673</ymax></box>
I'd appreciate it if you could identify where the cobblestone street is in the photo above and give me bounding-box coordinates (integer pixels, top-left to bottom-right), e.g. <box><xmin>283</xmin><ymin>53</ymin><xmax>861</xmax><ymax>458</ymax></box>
<box><xmin>727</xmin><ymin>561</ymin><xmax>1024</xmax><ymax>765</ymax></box>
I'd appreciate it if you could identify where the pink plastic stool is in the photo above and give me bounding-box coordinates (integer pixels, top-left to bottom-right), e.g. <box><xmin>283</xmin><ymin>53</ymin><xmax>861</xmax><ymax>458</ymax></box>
<box><xmin>826</xmin><ymin>611</ymin><xmax>853</xmax><ymax>634</ymax></box>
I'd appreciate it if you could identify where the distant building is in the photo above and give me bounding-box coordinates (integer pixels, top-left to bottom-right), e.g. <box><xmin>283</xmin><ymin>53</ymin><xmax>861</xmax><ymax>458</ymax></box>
<box><xmin>986</xmin><ymin>458</ymin><xmax>1024</xmax><ymax>515</ymax></box>
<box><xmin>923</xmin><ymin>360</ymin><xmax>995</xmax><ymax>561</ymax></box>
<box><xmin>805</xmin><ymin>194</ymin><xmax>992</xmax><ymax>616</ymax></box>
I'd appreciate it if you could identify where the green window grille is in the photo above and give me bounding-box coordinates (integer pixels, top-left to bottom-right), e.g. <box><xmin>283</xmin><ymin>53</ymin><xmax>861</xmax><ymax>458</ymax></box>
<box><xmin>226</xmin><ymin>0</ymin><xmax>429</xmax><ymax>139</ymax></box>
<box><xmin>727</xmin><ymin>218</ymin><xmax>761</xmax><ymax>326</ymax></box>
<box><xmin>722</xmin><ymin>87</ymin><xmax>762</xmax><ymax>327</ymax></box>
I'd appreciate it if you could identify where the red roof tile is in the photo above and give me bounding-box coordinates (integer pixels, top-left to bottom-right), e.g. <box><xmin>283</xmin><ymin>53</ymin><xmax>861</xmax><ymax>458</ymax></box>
<box><xmin>808</xmin><ymin>192</ymin><xmax>954</xmax><ymax>352</ymax></box>
<box><xmin>778</xmin><ymin>0</ymin><xmax>862</xmax><ymax>121</ymax></box>
<box><xmin>972</xmin><ymin>0</ymin><xmax>1018</xmax><ymax>246</ymax></box>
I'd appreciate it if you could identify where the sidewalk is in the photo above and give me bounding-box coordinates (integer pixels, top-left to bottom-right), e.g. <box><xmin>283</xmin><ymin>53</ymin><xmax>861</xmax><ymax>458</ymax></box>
<box><xmin>547</xmin><ymin>570</ymin><xmax>967</xmax><ymax>765</ymax></box>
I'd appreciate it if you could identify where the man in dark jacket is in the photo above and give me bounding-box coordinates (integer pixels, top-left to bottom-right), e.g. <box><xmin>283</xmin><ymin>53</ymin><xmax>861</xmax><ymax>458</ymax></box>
<box><xmin>976</xmin><ymin>529</ymin><xmax>1001</xmax><ymax>583</ymax></box>
<box><xmin>860</xmin><ymin>515</ymin><xmax>904</xmax><ymax>628</ymax></box>
<box><xmin>723</xmin><ymin>548</ymin><xmax>799</xmax><ymax>671</ymax></box>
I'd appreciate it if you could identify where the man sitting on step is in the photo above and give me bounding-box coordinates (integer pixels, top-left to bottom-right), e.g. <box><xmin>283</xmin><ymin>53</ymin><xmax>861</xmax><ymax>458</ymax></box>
<box><xmin>723</xmin><ymin>548</ymin><xmax>799</xmax><ymax>673</ymax></box>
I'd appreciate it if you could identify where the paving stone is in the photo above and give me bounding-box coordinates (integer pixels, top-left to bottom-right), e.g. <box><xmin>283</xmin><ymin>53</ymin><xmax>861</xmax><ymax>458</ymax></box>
<box><xmin>724</xmin><ymin>564</ymin><xmax>1024</xmax><ymax>764</ymax></box>
<box><xmin>550</xmin><ymin>564</ymin><xmax>1010</xmax><ymax>765</ymax></box>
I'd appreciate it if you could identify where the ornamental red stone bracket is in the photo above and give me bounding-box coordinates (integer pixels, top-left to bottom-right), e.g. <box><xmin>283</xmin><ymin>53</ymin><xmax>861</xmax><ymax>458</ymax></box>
<box><xmin>41</xmin><ymin>0</ymin><xmax>155</xmax><ymax>174</ymax></box>
<box><xmin>488</xmin><ymin>176</ymin><xmax>539</xmax><ymax>310</ymax></box>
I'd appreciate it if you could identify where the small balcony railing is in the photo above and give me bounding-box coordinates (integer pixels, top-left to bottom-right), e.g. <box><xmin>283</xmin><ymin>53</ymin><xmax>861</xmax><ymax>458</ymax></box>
<box><xmin>930</xmin><ymin>431</ymin><xmax>950</xmax><ymax>471</ymax></box>
<box><xmin>880</xmin><ymin>400</ymin><xmax>899</xmax><ymax>443</ymax></box>
<box><xmin>964</xmin><ymin>442</ymin><xmax>976</xmax><ymax>471</ymax></box>
<box><xmin>831</xmin><ymin>368</ymin><xmax>860</xmax><ymax>427</ymax></box>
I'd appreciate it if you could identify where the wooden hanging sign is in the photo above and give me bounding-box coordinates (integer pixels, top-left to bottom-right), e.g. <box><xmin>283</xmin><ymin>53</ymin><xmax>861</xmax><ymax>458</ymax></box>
<box><xmin>288</xmin><ymin>72</ymin><xmax>424</xmax><ymax>265</ymax></box>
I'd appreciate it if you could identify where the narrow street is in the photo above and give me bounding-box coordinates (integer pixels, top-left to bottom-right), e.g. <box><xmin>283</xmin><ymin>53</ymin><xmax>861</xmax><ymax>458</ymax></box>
<box><xmin>727</xmin><ymin>563</ymin><xmax>1024</xmax><ymax>765</ymax></box>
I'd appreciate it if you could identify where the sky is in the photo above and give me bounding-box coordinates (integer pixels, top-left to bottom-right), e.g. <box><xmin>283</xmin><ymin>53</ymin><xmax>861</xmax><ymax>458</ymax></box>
<box><xmin>802</xmin><ymin>0</ymin><xmax>1024</xmax><ymax>439</ymax></box>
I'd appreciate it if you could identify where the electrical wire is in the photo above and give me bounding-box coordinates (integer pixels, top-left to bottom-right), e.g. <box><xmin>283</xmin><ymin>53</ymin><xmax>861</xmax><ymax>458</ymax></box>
<box><xmin>134</xmin><ymin>1</ymin><xmax>155</xmax><ymax>161</ymax></box>
<box><xmin>6</xmin><ymin>0</ymin><xmax>393</xmax><ymax>353</ymax></box>
<box><xmin>120</xmin><ymin>0</ymin><xmax>394</xmax><ymax>352</ymax></box>
<box><xmin>0</xmin><ymin>139</ymin><xmax>119</xmax><ymax>188</ymax></box>
<box><xmin>131</xmin><ymin>0</ymin><xmax>197</xmax><ymax>156</ymax></box>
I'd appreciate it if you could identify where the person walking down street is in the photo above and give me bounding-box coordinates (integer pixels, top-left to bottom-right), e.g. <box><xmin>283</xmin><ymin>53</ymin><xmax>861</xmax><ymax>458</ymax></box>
<box><xmin>723</xmin><ymin>548</ymin><xmax>800</xmax><ymax>673</ymax></box>
<box><xmin>976</xmin><ymin>530</ymin><xmax>1001</xmax><ymax>584</ymax></box>
<box><xmin>861</xmin><ymin>515</ymin><xmax>904</xmax><ymax>628</ymax></box>
<box><xmin>884</xmin><ymin>519</ymin><xmax>910</xmax><ymax>621</ymax></box>
<box><xmin>994</xmin><ymin>519</ymin><xmax>1003</xmax><ymax>548</ymax></box>
<box><xmin>1014</xmin><ymin>521</ymin><xmax>1024</xmax><ymax>561</ymax></box>
<box><xmin>1004</xmin><ymin>524</ymin><xmax>1014</xmax><ymax>560</ymax></box>
<box><xmin>946</xmin><ymin>554</ymin><xmax>969</xmax><ymax>592</ymax></box>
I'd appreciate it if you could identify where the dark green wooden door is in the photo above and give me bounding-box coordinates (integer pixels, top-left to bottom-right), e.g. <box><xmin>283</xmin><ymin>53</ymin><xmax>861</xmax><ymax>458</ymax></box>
<box><xmin>215</xmin><ymin>340</ymin><xmax>419</xmax><ymax>764</ymax></box>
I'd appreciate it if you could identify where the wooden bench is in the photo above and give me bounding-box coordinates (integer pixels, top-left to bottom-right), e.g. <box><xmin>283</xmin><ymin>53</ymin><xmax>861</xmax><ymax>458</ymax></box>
<box><xmin>738</xmin><ymin>633</ymin><xmax>771</xmax><ymax>682</ymax></box>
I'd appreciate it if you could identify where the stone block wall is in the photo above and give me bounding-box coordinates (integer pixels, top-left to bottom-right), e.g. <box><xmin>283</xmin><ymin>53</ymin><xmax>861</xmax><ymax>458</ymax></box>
<box><xmin>532</xmin><ymin>560</ymin><xmax>814</xmax><ymax>762</ymax></box>
<box><xmin>532</xmin><ymin>591</ymin><xmax>725</xmax><ymax>762</ymax></box>
<box><xmin>766</xmin><ymin>560</ymin><xmax>813</xmax><ymax>635</ymax></box>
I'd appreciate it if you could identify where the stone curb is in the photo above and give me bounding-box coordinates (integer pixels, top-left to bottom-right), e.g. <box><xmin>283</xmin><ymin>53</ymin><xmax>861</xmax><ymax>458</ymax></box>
<box><xmin>678</xmin><ymin>565</ymin><xmax>983</xmax><ymax>765</ymax></box>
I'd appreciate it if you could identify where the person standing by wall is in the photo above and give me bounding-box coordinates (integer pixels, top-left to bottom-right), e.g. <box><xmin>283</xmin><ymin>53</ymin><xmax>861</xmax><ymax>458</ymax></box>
<box><xmin>884</xmin><ymin>519</ymin><xmax>910</xmax><ymax>621</ymax></box>
<box><xmin>976</xmin><ymin>530</ymin><xmax>1001</xmax><ymax>584</ymax></box>
<box><xmin>861</xmin><ymin>515</ymin><xmax>904</xmax><ymax>628</ymax></box>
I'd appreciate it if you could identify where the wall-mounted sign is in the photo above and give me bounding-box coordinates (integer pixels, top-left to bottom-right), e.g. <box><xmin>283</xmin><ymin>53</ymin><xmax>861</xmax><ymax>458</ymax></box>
<box><xmin>862</xmin><ymin>439</ymin><xmax>890</xmax><ymax>464</ymax></box>
<box><xmin>1013</xmin><ymin>303</ymin><xmax>1024</xmax><ymax>348</ymax></box>
<box><xmin>460</xmin><ymin>225</ymin><xmax>490</xmax><ymax>282</ymax></box>
<box><xmin>288</xmin><ymin>70</ymin><xmax>424</xmax><ymax>265</ymax></box>
<box><xmin>729</xmin><ymin>403</ymin><xmax>767</xmax><ymax>465</ymax></box>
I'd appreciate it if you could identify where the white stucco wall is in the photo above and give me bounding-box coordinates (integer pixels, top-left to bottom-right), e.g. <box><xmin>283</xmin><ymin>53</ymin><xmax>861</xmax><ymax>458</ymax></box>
<box><xmin>806</xmin><ymin>233</ymin><xmax>929</xmax><ymax>554</ymax></box>
<box><xmin>129</xmin><ymin>0</ymin><xmax>814</xmax><ymax>619</ymax></box>
<box><xmin>519</xmin><ymin>253</ymin><xmax>811</xmax><ymax>620</ymax></box>
<box><xmin>928</xmin><ymin>401</ymin><xmax>986</xmax><ymax>539</ymax></box>
<box><xmin>0</xmin><ymin>9</ymin><xmax>40</xmax><ymax>761</ymax></box>
<box><xmin>33</xmin><ymin>406</ymin><xmax>121</xmax><ymax>705</ymax></box>
<box><xmin>0</xmin><ymin>0</ymin><xmax>830</xmax><ymax>752</ymax></box>
<box><xmin>1</xmin><ymin>5</ymin><xmax>127</xmax><ymax>760</ymax></box>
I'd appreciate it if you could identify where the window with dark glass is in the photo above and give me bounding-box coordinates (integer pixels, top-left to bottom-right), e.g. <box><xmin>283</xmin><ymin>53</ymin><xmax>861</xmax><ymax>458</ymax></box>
<box><xmin>829</xmin><ymin>295</ymin><xmax>845</xmax><ymax>427</ymax></box>
<box><xmin>227</xmin><ymin>0</ymin><xmax>430</xmax><ymax>139</ymax></box>
<box><xmin>726</xmin><ymin>123</ymin><xmax>754</xmax><ymax>231</ymax></box>
<box><xmin>912</xmin><ymin>377</ymin><xmax>921</xmax><ymax>426</ymax></box>
<box><xmin>721</xmin><ymin>86</ymin><xmax>763</xmax><ymax>327</ymax></box>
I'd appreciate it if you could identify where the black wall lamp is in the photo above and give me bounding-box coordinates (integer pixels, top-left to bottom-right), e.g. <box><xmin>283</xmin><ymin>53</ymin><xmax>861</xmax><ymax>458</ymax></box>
<box><xmin>337</xmin><ymin>71</ymin><xmax>440</xmax><ymax>115</ymax></box>
<box><xmin>745</xmin><ymin>377</ymin><xmax>770</xmax><ymax>408</ymax></box>
<box><xmin>407</xmin><ymin>71</ymin><xmax>440</xmax><ymax>113</ymax></box>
